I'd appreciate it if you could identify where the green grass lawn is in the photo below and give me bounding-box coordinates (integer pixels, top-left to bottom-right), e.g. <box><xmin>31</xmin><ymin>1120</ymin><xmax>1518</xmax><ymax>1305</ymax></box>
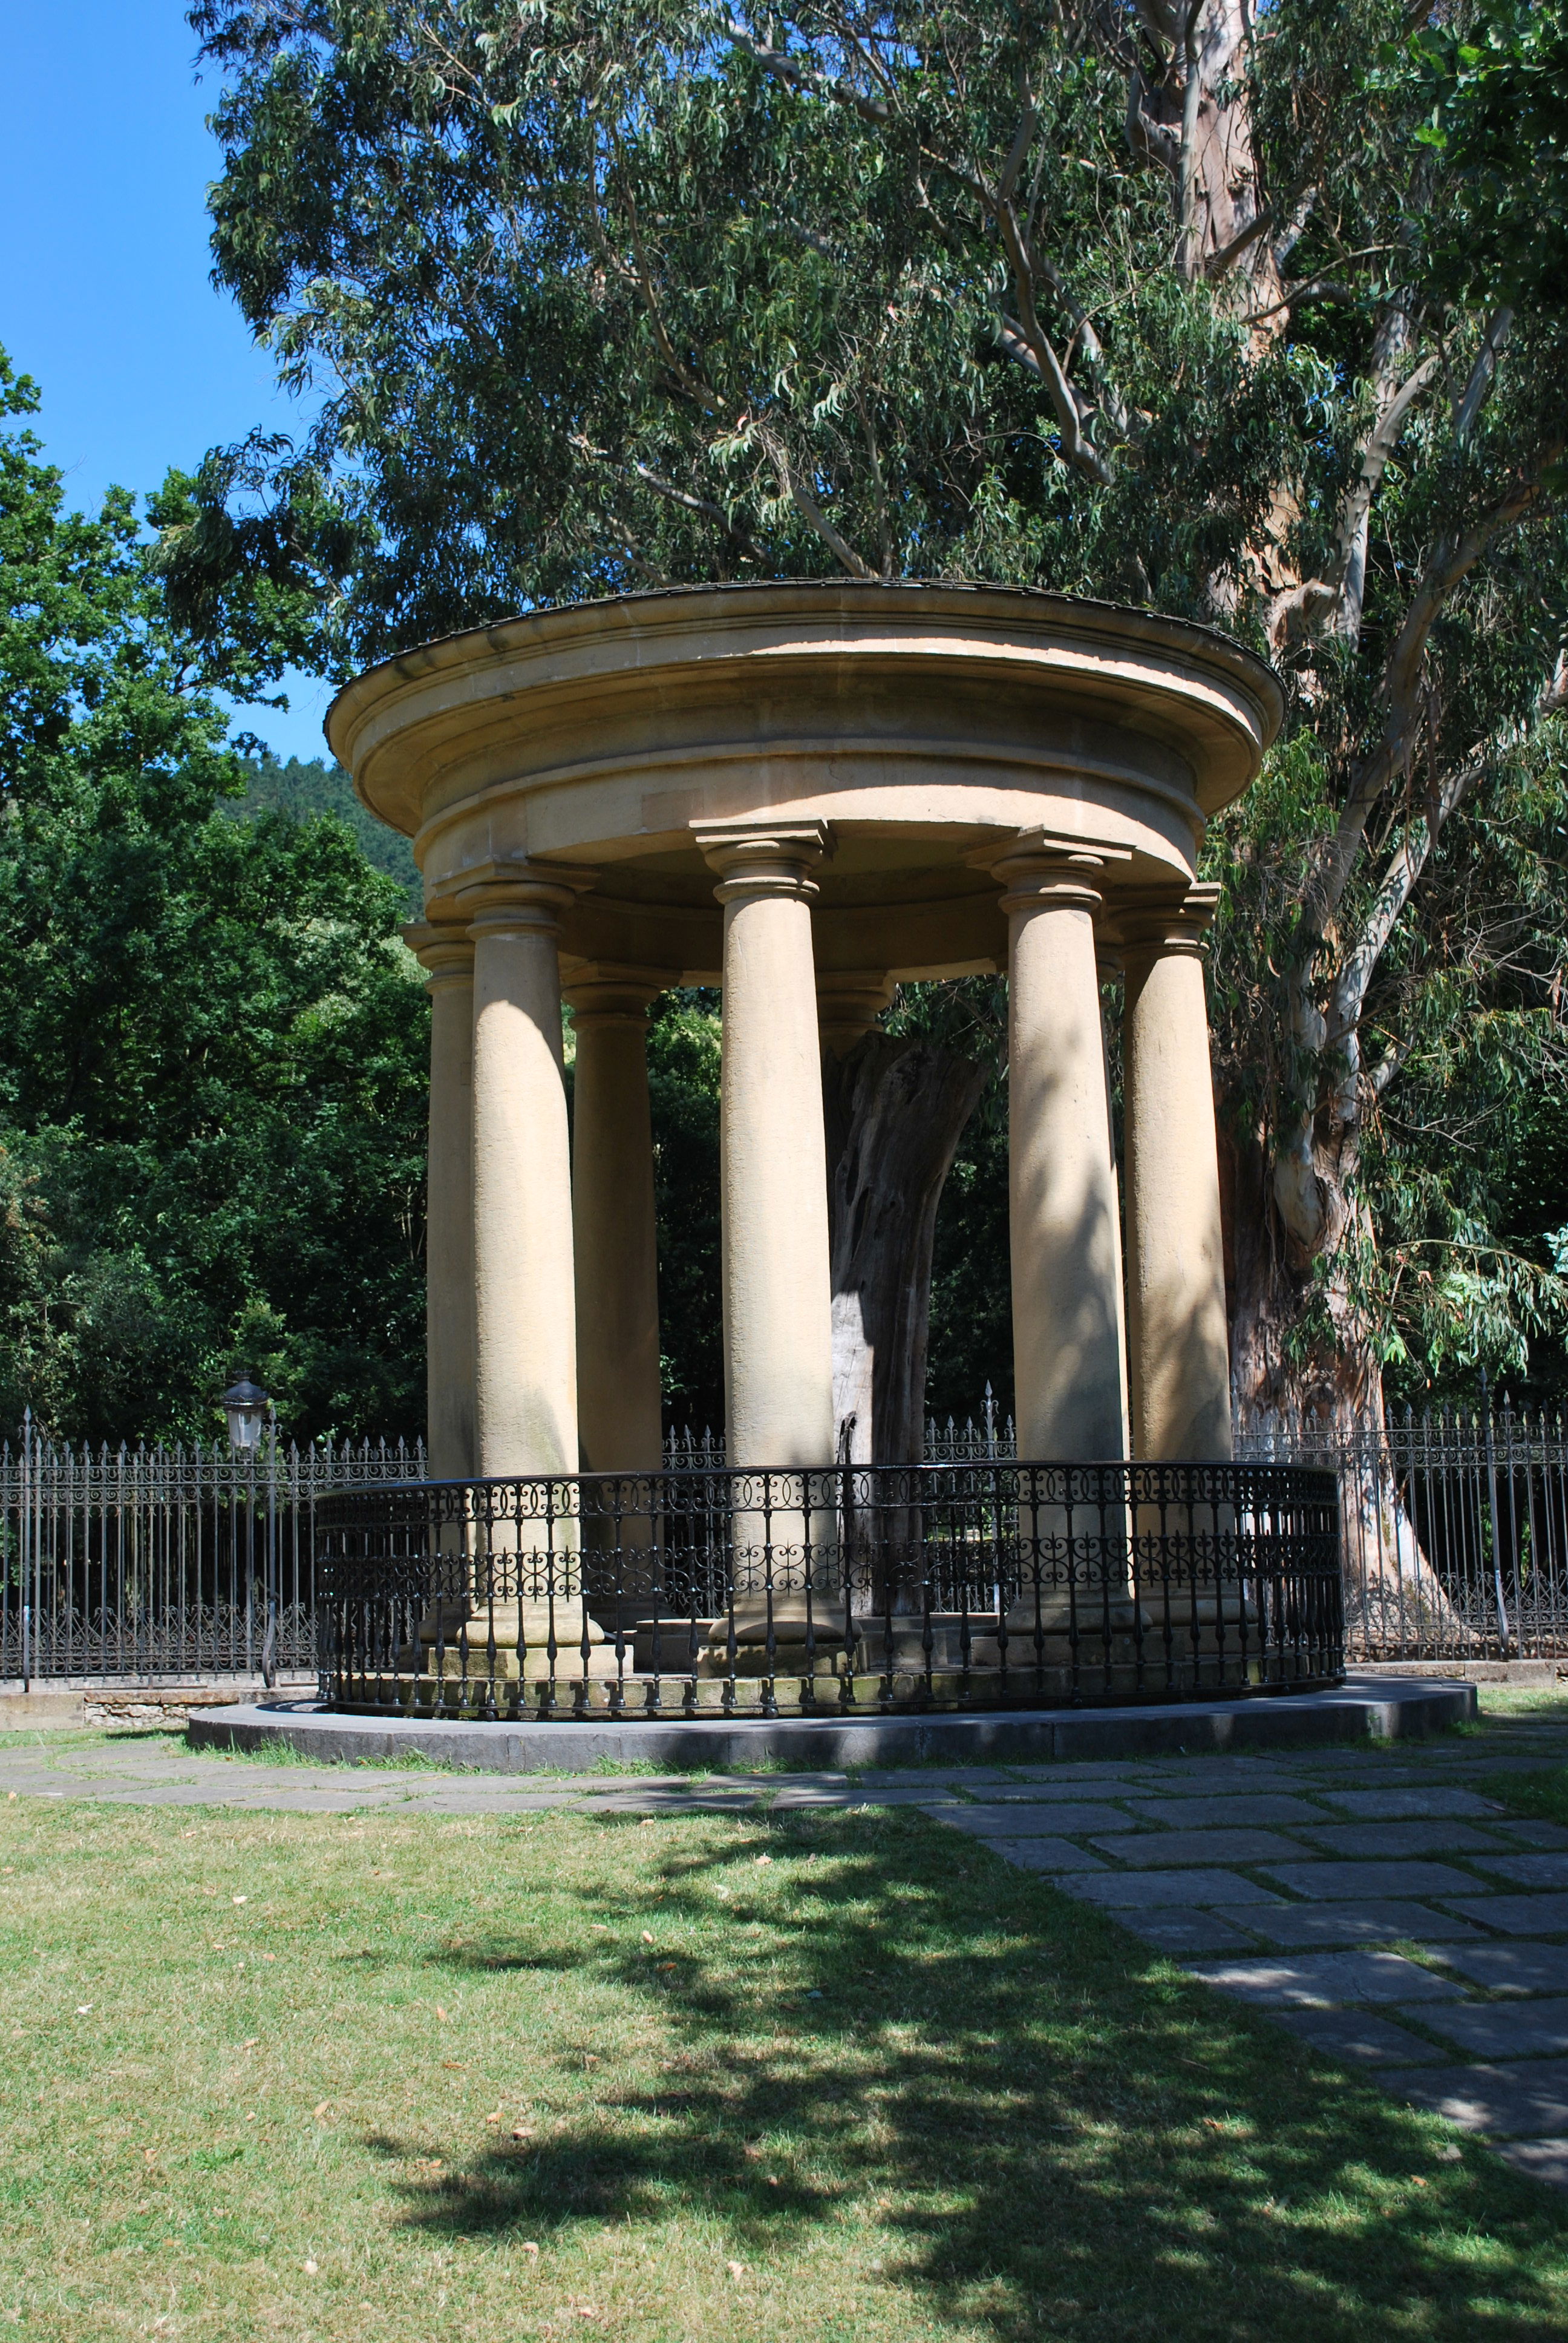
<box><xmin>1481</xmin><ymin>1759</ymin><xmax>1568</xmax><ymax>1826</ymax></box>
<box><xmin>1473</xmin><ymin>1686</ymin><xmax>1568</xmax><ymax>1720</ymax></box>
<box><xmin>2</xmin><ymin>1799</ymin><xmax>1566</xmax><ymax>2342</ymax></box>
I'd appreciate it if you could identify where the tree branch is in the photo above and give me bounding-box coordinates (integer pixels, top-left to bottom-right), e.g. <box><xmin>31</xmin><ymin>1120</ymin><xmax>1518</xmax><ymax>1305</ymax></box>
<box><xmin>1266</xmin><ymin>336</ymin><xmax>1437</xmax><ymax>651</ymax></box>
<box><xmin>1177</xmin><ymin>0</ymin><xmax>1205</xmax><ymax>279</ymax></box>
<box><xmin>570</xmin><ymin>436</ymin><xmax>766</xmax><ymax>560</ymax></box>
<box><xmin>993</xmin><ymin>198</ymin><xmax>1114</xmax><ymax>483</ymax></box>
<box><xmin>1329</xmin><ymin>744</ymin><xmax>1489</xmax><ymax>1076</ymax></box>
<box><xmin>1304</xmin><ymin>457</ymin><xmax>1561</xmax><ymax>946</ymax></box>
<box><xmin>755</xmin><ymin>425</ymin><xmax>878</xmax><ymax>578</ymax></box>
<box><xmin>1454</xmin><ymin>306</ymin><xmax>1514</xmax><ymax>446</ymax></box>
<box><xmin>726</xmin><ymin>21</ymin><xmax>890</xmax><ymax>125</ymax></box>
<box><xmin>1333</xmin><ymin>347</ymin><xmax>1439</xmax><ymax>644</ymax></box>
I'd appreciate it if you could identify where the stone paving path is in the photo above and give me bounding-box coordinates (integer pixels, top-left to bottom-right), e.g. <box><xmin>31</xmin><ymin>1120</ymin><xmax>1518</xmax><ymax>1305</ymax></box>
<box><xmin>8</xmin><ymin>1705</ymin><xmax>1568</xmax><ymax>2185</ymax></box>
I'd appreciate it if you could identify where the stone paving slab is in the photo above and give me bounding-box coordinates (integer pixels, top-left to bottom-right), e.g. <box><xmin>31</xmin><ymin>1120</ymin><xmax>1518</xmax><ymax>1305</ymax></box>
<box><xmin>1315</xmin><ymin>1787</ymin><xmax>1510</xmax><ymax>1820</ymax></box>
<box><xmin>1470</xmin><ymin>1853</ymin><xmax>1568</xmax><ymax>1889</ymax></box>
<box><xmin>1495</xmin><ymin>2138</ymin><xmax>1568</xmax><ymax>2185</ymax></box>
<box><xmin>938</xmin><ymin>1801</ymin><xmax>1137</xmax><ymax>1833</ymax></box>
<box><xmin>961</xmin><ymin>1783</ymin><xmax>1133</xmax><ymax>1804</ymax></box>
<box><xmin>1388</xmin><ymin>2059</ymin><xmax>1568</xmax><ymax>2138</ymax></box>
<box><xmin>973</xmin><ymin>1763</ymin><xmax>1148</xmax><ymax>1783</ymax></box>
<box><xmin>968</xmin><ymin>1838</ymin><xmax>1109</xmax><ymax>1873</ymax></box>
<box><xmin>841</xmin><ymin>1785</ymin><xmax>969</xmax><ymax>1806</ymax></box>
<box><xmin>1119</xmin><ymin>1793</ymin><xmax>1333</xmax><ymax>1827</ymax></box>
<box><xmin>1440</xmin><ymin>1893</ymin><xmax>1568</xmax><ymax>1935</ymax></box>
<box><xmin>1085</xmin><ymin>1827</ymin><xmax>1305</xmax><ymax>1867</ymax></box>
<box><xmin>1186</xmin><ymin>1951</ymin><xmax>1465</xmax><ymax>2010</ymax></box>
<box><xmin>1294</xmin><ymin>1821</ymin><xmax>1513</xmax><ymax>1858</ymax></box>
<box><xmin>1224</xmin><ymin>1899</ymin><xmax>1491</xmax><ymax>1950</ymax></box>
<box><xmin>1259</xmin><ymin>1858</ymin><xmax>1486</xmax><ymax>1901</ymax></box>
<box><xmin>1270</xmin><ymin>2009</ymin><xmax>1451</xmax><ymax>2066</ymax></box>
<box><xmin>1491</xmin><ymin>1820</ymin><xmax>1568</xmax><ymax>1849</ymax></box>
<box><xmin>1418</xmin><ymin>1998</ymin><xmax>1568</xmax><ymax>2062</ymax></box>
<box><xmin>1114</xmin><ymin>1908</ymin><xmax>1263</xmax><ymax>1955</ymax></box>
<box><xmin>1434</xmin><ymin>1942</ymin><xmax>1568</xmax><ymax>1996</ymax></box>
<box><xmin>1068</xmin><ymin>1869</ymin><xmax>1285</xmax><ymax>1908</ymax></box>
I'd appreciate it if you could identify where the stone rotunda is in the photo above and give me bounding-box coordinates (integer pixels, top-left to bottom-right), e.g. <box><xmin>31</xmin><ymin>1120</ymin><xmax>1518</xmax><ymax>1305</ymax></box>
<box><xmin>326</xmin><ymin>580</ymin><xmax>1282</xmax><ymax>1502</ymax></box>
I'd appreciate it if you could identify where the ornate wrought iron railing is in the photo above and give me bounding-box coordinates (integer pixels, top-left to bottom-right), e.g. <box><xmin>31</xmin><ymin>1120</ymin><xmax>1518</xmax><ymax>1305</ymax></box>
<box><xmin>316</xmin><ymin>1460</ymin><xmax>1342</xmax><ymax>1717</ymax></box>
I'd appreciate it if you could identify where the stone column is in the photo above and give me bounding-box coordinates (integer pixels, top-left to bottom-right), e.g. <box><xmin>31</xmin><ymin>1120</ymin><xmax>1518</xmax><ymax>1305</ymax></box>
<box><xmin>461</xmin><ymin>865</ymin><xmax>587</xmax><ymax>1480</ymax></box>
<box><xmin>404</xmin><ymin>922</ymin><xmax>477</xmax><ymax>1482</ymax></box>
<box><xmin>1121</xmin><ymin>886</ymin><xmax>1232</xmax><ymax>1459</ymax></box>
<box><xmin>816</xmin><ymin>969</ymin><xmax>895</xmax><ymax>1058</ymax></box>
<box><xmin>698</xmin><ymin>824</ymin><xmax>836</xmax><ymax>1470</ymax></box>
<box><xmin>993</xmin><ymin>838</ymin><xmax>1128</xmax><ymax>1461</ymax></box>
<box><xmin>562</xmin><ymin>967</ymin><xmax>665</xmax><ymax>1476</ymax></box>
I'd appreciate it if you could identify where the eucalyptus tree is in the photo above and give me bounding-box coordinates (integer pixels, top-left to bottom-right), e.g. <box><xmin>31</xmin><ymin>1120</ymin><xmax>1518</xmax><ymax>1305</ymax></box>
<box><xmin>178</xmin><ymin>1</ymin><xmax>1568</xmax><ymax>1476</ymax></box>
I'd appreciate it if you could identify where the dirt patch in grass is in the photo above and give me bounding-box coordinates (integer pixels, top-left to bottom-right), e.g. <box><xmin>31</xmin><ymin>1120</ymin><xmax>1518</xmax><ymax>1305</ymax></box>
<box><xmin>1</xmin><ymin>1800</ymin><xmax>1564</xmax><ymax>2340</ymax></box>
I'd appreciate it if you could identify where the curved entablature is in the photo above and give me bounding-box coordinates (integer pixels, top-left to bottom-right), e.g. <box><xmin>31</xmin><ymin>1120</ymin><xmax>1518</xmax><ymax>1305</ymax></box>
<box><xmin>327</xmin><ymin>581</ymin><xmax>1281</xmax><ymax>984</ymax></box>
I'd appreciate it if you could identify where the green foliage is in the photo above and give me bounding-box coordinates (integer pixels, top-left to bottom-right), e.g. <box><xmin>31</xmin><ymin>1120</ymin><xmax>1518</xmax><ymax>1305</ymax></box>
<box><xmin>0</xmin><ymin>353</ymin><xmax>430</xmax><ymax>1444</ymax></box>
<box><xmin>232</xmin><ymin>752</ymin><xmax>421</xmax><ymax>903</ymax></box>
<box><xmin>644</xmin><ymin>991</ymin><xmax>724</xmax><ymax>1426</ymax></box>
<box><xmin>1405</xmin><ymin>0</ymin><xmax>1568</xmax><ymax>310</ymax></box>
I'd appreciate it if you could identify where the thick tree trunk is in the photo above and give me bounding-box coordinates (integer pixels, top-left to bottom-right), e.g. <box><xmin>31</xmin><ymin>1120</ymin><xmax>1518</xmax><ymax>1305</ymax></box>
<box><xmin>1221</xmin><ymin>1124</ymin><xmax>1464</xmax><ymax>1653</ymax></box>
<box><xmin>823</xmin><ymin>1034</ymin><xmax>987</xmax><ymax>1467</ymax></box>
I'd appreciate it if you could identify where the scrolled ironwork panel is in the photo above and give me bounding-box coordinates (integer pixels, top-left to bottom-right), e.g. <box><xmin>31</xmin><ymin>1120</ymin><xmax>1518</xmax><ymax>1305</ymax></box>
<box><xmin>315</xmin><ymin>1460</ymin><xmax>1342</xmax><ymax>1720</ymax></box>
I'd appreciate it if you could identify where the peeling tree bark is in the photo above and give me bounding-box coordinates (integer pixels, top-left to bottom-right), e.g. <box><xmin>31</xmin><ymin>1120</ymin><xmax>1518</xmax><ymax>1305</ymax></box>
<box><xmin>823</xmin><ymin>1034</ymin><xmax>987</xmax><ymax>1467</ymax></box>
<box><xmin>1222</xmin><ymin>1126</ymin><xmax>1463</xmax><ymax>1650</ymax></box>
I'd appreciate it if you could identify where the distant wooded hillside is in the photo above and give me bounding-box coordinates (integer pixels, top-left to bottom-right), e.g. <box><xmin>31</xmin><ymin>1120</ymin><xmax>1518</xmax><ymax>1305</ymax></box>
<box><xmin>234</xmin><ymin>756</ymin><xmax>421</xmax><ymax>905</ymax></box>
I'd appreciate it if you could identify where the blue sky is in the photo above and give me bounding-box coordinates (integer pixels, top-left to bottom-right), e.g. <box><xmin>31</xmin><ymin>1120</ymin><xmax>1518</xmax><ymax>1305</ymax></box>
<box><xmin>0</xmin><ymin>1</ymin><xmax>332</xmax><ymax>762</ymax></box>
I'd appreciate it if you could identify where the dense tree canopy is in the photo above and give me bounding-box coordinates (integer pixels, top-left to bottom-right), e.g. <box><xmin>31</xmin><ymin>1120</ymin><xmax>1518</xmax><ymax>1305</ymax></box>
<box><xmin>0</xmin><ymin>354</ymin><xmax>429</xmax><ymax>1445</ymax></box>
<box><xmin>171</xmin><ymin>0</ymin><xmax>1568</xmax><ymax>1434</ymax></box>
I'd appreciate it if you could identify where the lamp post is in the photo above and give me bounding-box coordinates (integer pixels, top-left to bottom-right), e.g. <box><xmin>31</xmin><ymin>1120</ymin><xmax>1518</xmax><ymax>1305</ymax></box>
<box><xmin>221</xmin><ymin>1378</ymin><xmax>270</xmax><ymax>1452</ymax></box>
<box><xmin>220</xmin><ymin>1378</ymin><xmax>278</xmax><ymax>1688</ymax></box>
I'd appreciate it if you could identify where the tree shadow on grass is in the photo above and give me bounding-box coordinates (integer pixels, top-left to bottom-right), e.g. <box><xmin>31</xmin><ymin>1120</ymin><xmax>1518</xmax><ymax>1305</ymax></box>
<box><xmin>378</xmin><ymin>1811</ymin><xmax>1568</xmax><ymax>2341</ymax></box>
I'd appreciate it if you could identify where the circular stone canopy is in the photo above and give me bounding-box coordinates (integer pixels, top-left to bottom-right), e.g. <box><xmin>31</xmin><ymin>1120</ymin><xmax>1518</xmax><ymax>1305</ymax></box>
<box><xmin>327</xmin><ymin>580</ymin><xmax>1282</xmax><ymax>985</ymax></box>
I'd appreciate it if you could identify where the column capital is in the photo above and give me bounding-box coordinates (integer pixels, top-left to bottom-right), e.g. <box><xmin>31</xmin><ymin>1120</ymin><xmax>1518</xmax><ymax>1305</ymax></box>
<box><xmin>970</xmin><ymin>827</ymin><xmax>1132</xmax><ymax>920</ymax></box>
<box><xmin>402</xmin><ymin>919</ymin><xmax>475</xmax><ymax>989</ymax></box>
<box><xmin>456</xmin><ymin>859</ymin><xmax>597</xmax><ymax>939</ymax></box>
<box><xmin>1115</xmin><ymin>882</ymin><xmax>1222</xmax><ymax>964</ymax></box>
<box><xmin>816</xmin><ymin>968</ymin><xmax>895</xmax><ymax>1057</ymax></box>
<box><xmin>561</xmin><ymin>960</ymin><xmax>670</xmax><ymax>1025</ymax></box>
<box><xmin>695</xmin><ymin>820</ymin><xmax>834</xmax><ymax>906</ymax></box>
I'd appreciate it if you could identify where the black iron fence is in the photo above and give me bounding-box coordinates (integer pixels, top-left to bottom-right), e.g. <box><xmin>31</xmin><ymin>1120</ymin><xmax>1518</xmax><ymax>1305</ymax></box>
<box><xmin>10</xmin><ymin>1391</ymin><xmax>1557</xmax><ymax>1688</ymax></box>
<box><xmin>0</xmin><ymin>1415</ymin><xmax>426</xmax><ymax>1685</ymax></box>
<box><xmin>316</xmin><ymin>1460</ymin><xmax>1342</xmax><ymax>1719</ymax></box>
<box><xmin>1235</xmin><ymin>1401</ymin><xmax>1568</xmax><ymax>1662</ymax></box>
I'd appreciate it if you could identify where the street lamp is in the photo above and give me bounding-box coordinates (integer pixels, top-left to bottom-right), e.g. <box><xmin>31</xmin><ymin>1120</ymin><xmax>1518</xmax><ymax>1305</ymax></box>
<box><xmin>220</xmin><ymin>1377</ymin><xmax>280</xmax><ymax>1688</ymax></box>
<box><xmin>221</xmin><ymin>1377</ymin><xmax>270</xmax><ymax>1451</ymax></box>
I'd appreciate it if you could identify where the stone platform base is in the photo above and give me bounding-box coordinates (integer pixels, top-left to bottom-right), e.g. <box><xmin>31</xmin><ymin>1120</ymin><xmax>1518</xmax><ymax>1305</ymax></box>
<box><xmin>188</xmin><ymin>1674</ymin><xmax>1475</xmax><ymax>1772</ymax></box>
